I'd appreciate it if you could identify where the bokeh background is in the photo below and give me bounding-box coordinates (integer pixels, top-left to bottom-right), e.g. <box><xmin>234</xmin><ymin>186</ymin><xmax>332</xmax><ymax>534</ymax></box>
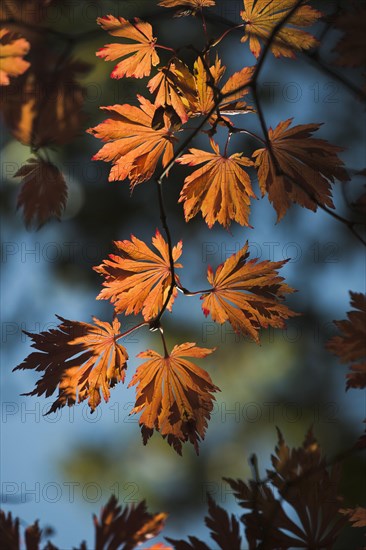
<box><xmin>1</xmin><ymin>0</ymin><xmax>365</xmax><ymax>547</ymax></box>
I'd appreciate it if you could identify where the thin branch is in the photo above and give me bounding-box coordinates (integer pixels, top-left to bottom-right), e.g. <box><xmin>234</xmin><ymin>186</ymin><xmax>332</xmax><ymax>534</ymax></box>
<box><xmin>115</xmin><ymin>322</ymin><xmax>149</xmax><ymax>343</ymax></box>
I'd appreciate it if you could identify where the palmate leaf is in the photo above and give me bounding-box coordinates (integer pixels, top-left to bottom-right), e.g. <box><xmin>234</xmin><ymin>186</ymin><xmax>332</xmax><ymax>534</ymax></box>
<box><xmin>0</xmin><ymin>28</ymin><xmax>30</xmax><ymax>85</ymax></box>
<box><xmin>88</xmin><ymin>95</ymin><xmax>177</xmax><ymax>186</ymax></box>
<box><xmin>327</xmin><ymin>292</ymin><xmax>366</xmax><ymax>390</ymax></box>
<box><xmin>225</xmin><ymin>428</ymin><xmax>347</xmax><ymax>550</ymax></box>
<box><xmin>189</xmin><ymin>56</ymin><xmax>254</xmax><ymax>121</ymax></box>
<box><xmin>129</xmin><ymin>343</ymin><xmax>218</xmax><ymax>455</ymax></box>
<box><xmin>14</xmin><ymin>316</ymin><xmax>128</xmax><ymax>413</ymax></box>
<box><xmin>148</xmin><ymin>59</ymin><xmax>197</xmax><ymax>124</ymax></box>
<box><xmin>96</xmin><ymin>15</ymin><xmax>160</xmax><ymax>79</ymax></box>
<box><xmin>240</xmin><ymin>0</ymin><xmax>322</xmax><ymax>59</ymax></box>
<box><xmin>177</xmin><ymin>139</ymin><xmax>255</xmax><ymax>228</ymax></box>
<box><xmin>253</xmin><ymin>119</ymin><xmax>350</xmax><ymax>221</ymax></box>
<box><xmin>201</xmin><ymin>242</ymin><xmax>297</xmax><ymax>343</ymax></box>
<box><xmin>94</xmin><ymin>230</ymin><xmax>182</xmax><ymax>321</ymax></box>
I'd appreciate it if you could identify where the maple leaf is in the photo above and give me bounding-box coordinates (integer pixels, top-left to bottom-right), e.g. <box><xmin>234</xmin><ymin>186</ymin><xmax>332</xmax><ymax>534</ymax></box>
<box><xmin>148</xmin><ymin>59</ymin><xmax>198</xmax><ymax>124</ymax></box>
<box><xmin>253</xmin><ymin>119</ymin><xmax>350</xmax><ymax>221</ymax></box>
<box><xmin>333</xmin><ymin>6</ymin><xmax>366</xmax><ymax>67</ymax></box>
<box><xmin>14</xmin><ymin>316</ymin><xmax>128</xmax><ymax>413</ymax></box>
<box><xmin>0</xmin><ymin>28</ymin><xmax>30</xmax><ymax>85</ymax></box>
<box><xmin>129</xmin><ymin>343</ymin><xmax>218</xmax><ymax>455</ymax></box>
<box><xmin>14</xmin><ymin>158</ymin><xmax>68</xmax><ymax>228</ymax></box>
<box><xmin>200</xmin><ymin>242</ymin><xmax>297</xmax><ymax>343</ymax></box>
<box><xmin>240</xmin><ymin>0</ymin><xmax>322</xmax><ymax>59</ymax></box>
<box><xmin>87</xmin><ymin>95</ymin><xmax>177</xmax><ymax>186</ymax></box>
<box><xmin>327</xmin><ymin>292</ymin><xmax>366</xmax><ymax>390</ymax></box>
<box><xmin>177</xmin><ymin>139</ymin><xmax>255</xmax><ymax>228</ymax></box>
<box><xmin>94</xmin><ymin>231</ymin><xmax>183</xmax><ymax>321</ymax></box>
<box><xmin>96</xmin><ymin>15</ymin><xmax>159</xmax><ymax>79</ymax></box>
<box><xmin>94</xmin><ymin>496</ymin><xmax>167</xmax><ymax>550</ymax></box>
<box><xmin>225</xmin><ymin>428</ymin><xmax>347</xmax><ymax>549</ymax></box>
<box><xmin>189</xmin><ymin>57</ymin><xmax>254</xmax><ymax>121</ymax></box>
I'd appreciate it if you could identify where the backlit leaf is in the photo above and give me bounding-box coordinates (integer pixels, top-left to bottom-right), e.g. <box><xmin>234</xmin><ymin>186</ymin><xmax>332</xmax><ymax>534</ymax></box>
<box><xmin>253</xmin><ymin>119</ymin><xmax>350</xmax><ymax>221</ymax></box>
<box><xmin>88</xmin><ymin>95</ymin><xmax>177</xmax><ymax>186</ymax></box>
<box><xmin>201</xmin><ymin>242</ymin><xmax>297</xmax><ymax>343</ymax></box>
<box><xmin>148</xmin><ymin>59</ymin><xmax>197</xmax><ymax>124</ymax></box>
<box><xmin>129</xmin><ymin>343</ymin><xmax>218</xmax><ymax>455</ymax></box>
<box><xmin>177</xmin><ymin>139</ymin><xmax>255</xmax><ymax>228</ymax></box>
<box><xmin>240</xmin><ymin>0</ymin><xmax>322</xmax><ymax>58</ymax></box>
<box><xmin>97</xmin><ymin>15</ymin><xmax>159</xmax><ymax>79</ymax></box>
<box><xmin>94</xmin><ymin>230</ymin><xmax>183</xmax><ymax>321</ymax></box>
<box><xmin>14</xmin><ymin>316</ymin><xmax>128</xmax><ymax>413</ymax></box>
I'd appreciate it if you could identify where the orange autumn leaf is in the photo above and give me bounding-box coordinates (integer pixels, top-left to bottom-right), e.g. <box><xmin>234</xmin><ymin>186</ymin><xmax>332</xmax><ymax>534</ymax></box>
<box><xmin>94</xmin><ymin>496</ymin><xmax>167</xmax><ymax>550</ymax></box>
<box><xmin>252</xmin><ymin>119</ymin><xmax>350</xmax><ymax>221</ymax></box>
<box><xmin>94</xmin><ymin>231</ymin><xmax>183</xmax><ymax>321</ymax></box>
<box><xmin>15</xmin><ymin>158</ymin><xmax>67</xmax><ymax>228</ymax></box>
<box><xmin>129</xmin><ymin>343</ymin><xmax>218</xmax><ymax>455</ymax></box>
<box><xmin>327</xmin><ymin>292</ymin><xmax>366</xmax><ymax>390</ymax></box>
<box><xmin>240</xmin><ymin>0</ymin><xmax>322</xmax><ymax>58</ymax></box>
<box><xmin>148</xmin><ymin>58</ymin><xmax>197</xmax><ymax>124</ymax></box>
<box><xmin>201</xmin><ymin>242</ymin><xmax>297</xmax><ymax>343</ymax></box>
<box><xmin>14</xmin><ymin>316</ymin><xmax>128</xmax><ymax>413</ymax></box>
<box><xmin>177</xmin><ymin>139</ymin><xmax>255</xmax><ymax>228</ymax></box>
<box><xmin>189</xmin><ymin>56</ymin><xmax>254</xmax><ymax>121</ymax></box>
<box><xmin>87</xmin><ymin>95</ymin><xmax>177</xmax><ymax>186</ymax></box>
<box><xmin>159</xmin><ymin>0</ymin><xmax>216</xmax><ymax>8</ymax></box>
<box><xmin>0</xmin><ymin>28</ymin><xmax>30</xmax><ymax>85</ymax></box>
<box><xmin>96</xmin><ymin>15</ymin><xmax>160</xmax><ymax>79</ymax></box>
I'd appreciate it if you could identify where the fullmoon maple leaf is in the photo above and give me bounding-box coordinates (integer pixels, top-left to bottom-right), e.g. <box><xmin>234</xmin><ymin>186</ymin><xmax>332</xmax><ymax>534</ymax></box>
<box><xmin>87</xmin><ymin>95</ymin><xmax>177</xmax><ymax>186</ymax></box>
<box><xmin>177</xmin><ymin>139</ymin><xmax>255</xmax><ymax>228</ymax></box>
<box><xmin>201</xmin><ymin>242</ymin><xmax>297</xmax><ymax>343</ymax></box>
<box><xmin>15</xmin><ymin>158</ymin><xmax>68</xmax><ymax>228</ymax></box>
<box><xmin>14</xmin><ymin>316</ymin><xmax>128</xmax><ymax>413</ymax></box>
<box><xmin>252</xmin><ymin>119</ymin><xmax>350</xmax><ymax>221</ymax></box>
<box><xmin>129</xmin><ymin>343</ymin><xmax>218</xmax><ymax>455</ymax></box>
<box><xmin>240</xmin><ymin>0</ymin><xmax>322</xmax><ymax>58</ymax></box>
<box><xmin>0</xmin><ymin>28</ymin><xmax>30</xmax><ymax>85</ymax></box>
<box><xmin>189</xmin><ymin>56</ymin><xmax>254</xmax><ymax>121</ymax></box>
<box><xmin>327</xmin><ymin>292</ymin><xmax>366</xmax><ymax>390</ymax></box>
<box><xmin>148</xmin><ymin>59</ymin><xmax>197</xmax><ymax>124</ymax></box>
<box><xmin>96</xmin><ymin>15</ymin><xmax>159</xmax><ymax>79</ymax></box>
<box><xmin>94</xmin><ymin>230</ymin><xmax>183</xmax><ymax>321</ymax></box>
